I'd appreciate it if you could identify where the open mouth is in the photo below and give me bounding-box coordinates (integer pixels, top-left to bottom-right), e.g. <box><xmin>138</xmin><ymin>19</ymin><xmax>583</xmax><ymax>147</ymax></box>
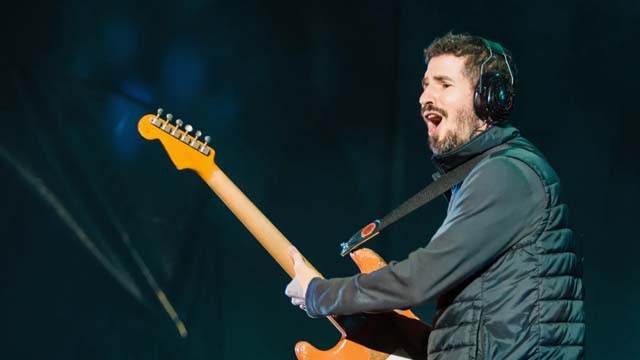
<box><xmin>424</xmin><ymin>112</ymin><xmax>443</xmax><ymax>134</ymax></box>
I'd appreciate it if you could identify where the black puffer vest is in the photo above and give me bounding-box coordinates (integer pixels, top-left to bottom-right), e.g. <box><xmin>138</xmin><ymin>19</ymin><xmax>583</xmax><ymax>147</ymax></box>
<box><xmin>427</xmin><ymin>126</ymin><xmax>585</xmax><ymax>360</ymax></box>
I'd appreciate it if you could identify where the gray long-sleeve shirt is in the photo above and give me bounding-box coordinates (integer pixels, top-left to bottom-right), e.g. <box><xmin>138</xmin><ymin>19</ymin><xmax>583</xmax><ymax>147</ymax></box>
<box><xmin>305</xmin><ymin>128</ymin><xmax>545</xmax><ymax>318</ymax></box>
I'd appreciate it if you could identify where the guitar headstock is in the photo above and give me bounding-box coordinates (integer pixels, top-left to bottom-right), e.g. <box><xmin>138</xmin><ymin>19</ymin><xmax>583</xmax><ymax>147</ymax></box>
<box><xmin>138</xmin><ymin>108</ymin><xmax>217</xmax><ymax>175</ymax></box>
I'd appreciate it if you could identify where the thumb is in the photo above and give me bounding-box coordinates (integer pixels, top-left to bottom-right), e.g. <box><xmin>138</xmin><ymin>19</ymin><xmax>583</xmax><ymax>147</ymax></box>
<box><xmin>288</xmin><ymin>246</ymin><xmax>304</xmax><ymax>265</ymax></box>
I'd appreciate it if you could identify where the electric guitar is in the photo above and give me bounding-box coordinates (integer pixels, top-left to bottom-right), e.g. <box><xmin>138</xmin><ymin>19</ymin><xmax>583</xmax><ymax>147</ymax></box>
<box><xmin>137</xmin><ymin>110</ymin><xmax>431</xmax><ymax>359</ymax></box>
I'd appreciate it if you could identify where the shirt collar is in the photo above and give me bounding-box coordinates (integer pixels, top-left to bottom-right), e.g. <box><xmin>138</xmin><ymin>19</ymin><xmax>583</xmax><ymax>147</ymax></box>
<box><xmin>431</xmin><ymin>125</ymin><xmax>520</xmax><ymax>173</ymax></box>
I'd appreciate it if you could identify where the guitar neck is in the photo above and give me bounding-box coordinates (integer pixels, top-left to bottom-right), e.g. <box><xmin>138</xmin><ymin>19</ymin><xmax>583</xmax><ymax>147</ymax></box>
<box><xmin>200</xmin><ymin>165</ymin><xmax>321</xmax><ymax>279</ymax></box>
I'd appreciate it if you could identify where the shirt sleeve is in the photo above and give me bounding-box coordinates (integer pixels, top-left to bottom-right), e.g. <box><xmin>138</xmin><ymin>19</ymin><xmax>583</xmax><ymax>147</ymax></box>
<box><xmin>305</xmin><ymin>156</ymin><xmax>546</xmax><ymax>318</ymax></box>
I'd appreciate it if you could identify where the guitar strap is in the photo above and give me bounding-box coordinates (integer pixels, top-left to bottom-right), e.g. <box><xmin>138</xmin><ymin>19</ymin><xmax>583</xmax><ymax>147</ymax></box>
<box><xmin>340</xmin><ymin>143</ymin><xmax>510</xmax><ymax>256</ymax></box>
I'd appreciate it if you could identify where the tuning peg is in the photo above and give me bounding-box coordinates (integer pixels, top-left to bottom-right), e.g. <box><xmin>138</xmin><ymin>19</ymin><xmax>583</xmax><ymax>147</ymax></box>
<box><xmin>162</xmin><ymin>113</ymin><xmax>174</xmax><ymax>131</ymax></box>
<box><xmin>180</xmin><ymin>124</ymin><xmax>193</xmax><ymax>142</ymax></box>
<box><xmin>199</xmin><ymin>135</ymin><xmax>211</xmax><ymax>153</ymax></box>
<box><xmin>151</xmin><ymin>108</ymin><xmax>164</xmax><ymax>125</ymax></box>
<box><xmin>190</xmin><ymin>130</ymin><xmax>202</xmax><ymax>147</ymax></box>
<box><xmin>171</xmin><ymin>119</ymin><xmax>183</xmax><ymax>136</ymax></box>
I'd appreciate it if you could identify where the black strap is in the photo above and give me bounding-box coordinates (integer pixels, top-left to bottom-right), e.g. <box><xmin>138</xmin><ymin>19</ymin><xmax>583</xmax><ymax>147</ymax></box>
<box><xmin>339</xmin><ymin>143</ymin><xmax>509</xmax><ymax>256</ymax></box>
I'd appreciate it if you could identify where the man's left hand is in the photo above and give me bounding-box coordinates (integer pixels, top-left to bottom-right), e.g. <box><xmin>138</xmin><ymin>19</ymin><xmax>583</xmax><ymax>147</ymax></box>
<box><xmin>284</xmin><ymin>246</ymin><xmax>319</xmax><ymax>311</ymax></box>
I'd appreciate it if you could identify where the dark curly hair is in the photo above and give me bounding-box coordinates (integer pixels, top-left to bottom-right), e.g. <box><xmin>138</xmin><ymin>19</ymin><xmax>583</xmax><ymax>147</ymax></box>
<box><xmin>424</xmin><ymin>32</ymin><xmax>516</xmax><ymax>87</ymax></box>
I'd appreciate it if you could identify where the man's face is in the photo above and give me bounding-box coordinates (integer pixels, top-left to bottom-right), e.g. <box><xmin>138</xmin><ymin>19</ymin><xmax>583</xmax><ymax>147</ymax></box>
<box><xmin>419</xmin><ymin>54</ymin><xmax>485</xmax><ymax>155</ymax></box>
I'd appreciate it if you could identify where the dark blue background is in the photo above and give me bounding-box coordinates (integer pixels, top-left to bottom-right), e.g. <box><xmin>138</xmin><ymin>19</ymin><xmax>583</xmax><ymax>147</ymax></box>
<box><xmin>2</xmin><ymin>1</ymin><xmax>638</xmax><ymax>358</ymax></box>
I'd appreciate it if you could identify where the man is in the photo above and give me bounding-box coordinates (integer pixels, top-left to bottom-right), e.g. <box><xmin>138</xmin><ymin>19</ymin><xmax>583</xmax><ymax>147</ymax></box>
<box><xmin>285</xmin><ymin>33</ymin><xmax>585</xmax><ymax>359</ymax></box>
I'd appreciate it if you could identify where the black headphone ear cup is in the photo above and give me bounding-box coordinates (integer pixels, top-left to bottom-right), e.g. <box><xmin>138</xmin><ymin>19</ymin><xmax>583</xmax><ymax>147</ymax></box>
<box><xmin>474</xmin><ymin>72</ymin><xmax>514</xmax><ymax>124</ymax></box>
<box><xmin>474</xmin><ymin>79</ymin><xmax>490</xmax><ymax>121</ymax></box>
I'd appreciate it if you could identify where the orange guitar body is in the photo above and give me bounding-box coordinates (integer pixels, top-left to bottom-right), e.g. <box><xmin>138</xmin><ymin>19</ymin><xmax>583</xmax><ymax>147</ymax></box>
<box><xmin>295</xmin><ymin>248</ymin><xmax>428</xmax><ymax>360</ymax></box>
<box><xmin>138</xmin><ymin>112</ymin><xmax>430</xmax><ymax>359</ymax></box>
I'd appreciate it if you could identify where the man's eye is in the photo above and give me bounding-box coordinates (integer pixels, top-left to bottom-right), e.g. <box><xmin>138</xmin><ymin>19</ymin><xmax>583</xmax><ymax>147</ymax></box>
<box><xmin>443</xmin><ymin>83</ymin><xmax>451</xmax><ymax>88</ymax></box>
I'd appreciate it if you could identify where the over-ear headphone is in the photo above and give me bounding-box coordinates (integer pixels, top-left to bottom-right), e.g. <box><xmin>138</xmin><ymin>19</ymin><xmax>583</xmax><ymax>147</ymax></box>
<box><xmin>473</xmin><ymin>37</ymin><xmax>515</xmax><ymax>124</ymax></box>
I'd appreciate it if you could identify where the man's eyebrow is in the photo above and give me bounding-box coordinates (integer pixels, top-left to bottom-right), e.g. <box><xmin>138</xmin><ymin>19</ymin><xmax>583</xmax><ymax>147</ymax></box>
<box><xmin>433</xmin><ymin>75</ymin><xmax>454</xmax><ymax>83</ymax></box>
<box><xmin>422</xmin><ymin>75</ymin><xmax>454</xmax><ymax>86</ymax></box>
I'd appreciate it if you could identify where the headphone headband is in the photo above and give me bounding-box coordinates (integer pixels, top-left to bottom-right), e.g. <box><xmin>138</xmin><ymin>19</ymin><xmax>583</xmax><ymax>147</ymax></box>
<box><xmin>478</xmin><ymin>37</ymin><xmax>514</xmax><ymax>86</ymax></box>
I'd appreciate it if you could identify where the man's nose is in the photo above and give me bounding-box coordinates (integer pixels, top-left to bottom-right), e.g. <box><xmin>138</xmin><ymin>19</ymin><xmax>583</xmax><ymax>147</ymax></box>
<box><xmin>419</xmin><ymin>88</ymin><xmax>434</xmax><ymax>108</ymax></box>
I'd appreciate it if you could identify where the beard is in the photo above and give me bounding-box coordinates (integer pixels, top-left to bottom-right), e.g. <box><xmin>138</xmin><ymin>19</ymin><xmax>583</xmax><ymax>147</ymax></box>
<box><xmin>429</xmin><ymin>106</ymin><xmax>484</xmax><ymax>155</ymax></box>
